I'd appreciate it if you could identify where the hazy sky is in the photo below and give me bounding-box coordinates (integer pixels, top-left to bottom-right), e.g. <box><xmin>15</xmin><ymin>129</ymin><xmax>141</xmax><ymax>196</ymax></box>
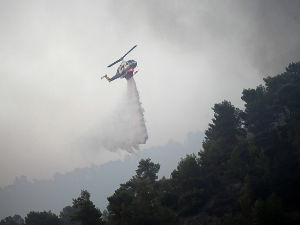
<box><xmin>1</xmin><ymin>0</ymin><xmax>300</xmax><ymax>186</ymax></box>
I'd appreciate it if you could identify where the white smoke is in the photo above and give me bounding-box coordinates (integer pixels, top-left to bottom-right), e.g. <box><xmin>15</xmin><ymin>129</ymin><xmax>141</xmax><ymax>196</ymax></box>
<box><xmin>78</xmin><ymin>77</ymin><xmax>148</xmax><ymax>153</ymax></box>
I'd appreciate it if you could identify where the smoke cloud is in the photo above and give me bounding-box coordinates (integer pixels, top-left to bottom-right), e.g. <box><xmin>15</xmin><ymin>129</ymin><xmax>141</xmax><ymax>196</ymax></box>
<box><xmin>108</xmin><ymin>0</ymin><xmax>300</xmax><ymax>77</ymax></box>
<box><xmin>78</xmin><ymin>78</ymin><xmax>148</xmax><ymax>153</ymax></box>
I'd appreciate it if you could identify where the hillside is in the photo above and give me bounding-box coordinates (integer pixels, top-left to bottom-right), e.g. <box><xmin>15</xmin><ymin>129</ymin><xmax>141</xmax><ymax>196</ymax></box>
<box><xmin>1</xmin><ymin>62</ymin><xmax>300</xmax><ymax>225</ymax></box>
<box><xmin>0</xmin><ymin>131</ymin><xmax>204</xmax><ymax>219</ymax></box>
<box><xmin>105</xmin><ymin>62</ymin><xmax>300</xmax><ymax>225</ymax></box>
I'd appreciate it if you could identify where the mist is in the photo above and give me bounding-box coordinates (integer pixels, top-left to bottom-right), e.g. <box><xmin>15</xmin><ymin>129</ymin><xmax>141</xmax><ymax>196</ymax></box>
<box><xmin>108</xmin><ymin>0</ymin><xmax>300</xmax><ymax>77</ymax></box>
<box><xmin>78</xmin><ymin>78</ymin><xmax>148</xmax><ymax>153</ymax></box>
<box><xmin>1</xmin><ymin>0</ymin><xmax>300</xmax><ymax>187</ymax></box>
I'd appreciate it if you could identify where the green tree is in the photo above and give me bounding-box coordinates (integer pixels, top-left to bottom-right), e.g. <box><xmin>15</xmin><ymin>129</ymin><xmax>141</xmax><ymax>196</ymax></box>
<box><xmin>226</xmin><ymin>137</ymin><xmax>247</xmax><ymax>180</ymax></box>
<box><xmin>241</xmin><ymin>85</ymin><xmax>276</xmax><ymax>134</ymax></box>
<box><xmin>170</xmin><ymin>154</ymin><xmax>207</xmax><ymax>215</ymax></box>
<box><xmin>239</xmin><ymin>193</ymin><xmax>252</xmax><ymax>225</ymax></box>
<box><xmin>278</xmin><ymin>83</ymin><xmax>300</xmax><ymax>115</ymax></box>
<box><xmin>135</xmin><ymin>158</ymin><xmax>160</xmax><ymax>184</ymax></box>
<box><xmin>262</xmin><ymin>62</ymin><xmax>300</xmax><ymax>124</ymax></box>
<box><xmin>121</xmin><ymin>180</ymin><xmax>175</xmax><ymax>225</ymax></box>
<box><xmin>252</xmin><ymin>193</ymin><xmax>286</xmax><ymax>225</ymax></box>
<box><xmin>107</xmin><ymin>159</ymin><xmax>175</xmax><ymax>225</ymax></box>
<box><xmin>24</xmin><ymin>211</ymin><xmax>60</xmax><ymax>225</ymax></box>
<box><xmin>222</xmin><ymin>213</ymin><xmax>246</xmax><ymax>225</ymax></box>
<box><xmin>205</xmin><ymin>100</ymin><xmax>246</xmax><ymax>146</ymax></box>
<box><xmin>255</xmin><ymin>148</ymin><xmax>272</xmax><ymax>192</ymax></box>
<box><xmin>106</xmin><ymin>177</ymin><xmax>137</xmax><ymax>224</ymax></box>
<box><xmin>171</xmin><ymin>154</ymin><xmax>202</xmax><ymax>194</ymax></box>
<box><xmin>71</xmin><ymin>190</ymin><xmax>105</xmax><ymax>225</ymax></box>
<box><xmin>59</xmin><ymin>206</ymin><xmax>79</xmax><ymax>225</ymax></box>
<box><xmin>0</xmin><ymin>215</ymin><xmax>24</xmax><ymax>225</ymax></box>
<box><xmin>200</xmin><ymin>100</ymin><xmax>246</xmax><ymax>182</ymax></box>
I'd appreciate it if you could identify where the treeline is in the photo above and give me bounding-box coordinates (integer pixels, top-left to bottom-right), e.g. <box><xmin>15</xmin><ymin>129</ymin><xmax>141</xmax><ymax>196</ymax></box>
<box><xmin>104</xmin><ymin>62</ymin><xmax>300</xmax><ymax>225</ymax></box>
<box><xmin>1</xmin><ymin>62</ymin><xmax>300</xmax><ymax>224</ymax></box>
<box><xmin>0</xmin><ymin>190</ymin><xmax>105</xmax><ymax>225</ymax></box>
<box><xmin>0</xmin><ymin>131</ymin><xmax>203</xmax><ymax>219</ymax></box>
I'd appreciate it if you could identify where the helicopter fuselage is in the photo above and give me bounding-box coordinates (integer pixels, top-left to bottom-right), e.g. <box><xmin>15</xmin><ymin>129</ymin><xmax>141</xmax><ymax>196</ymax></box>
<box><xmin>117</xmin><ymin>60</ymin><xmax>137</xmax><ymax>76</ymax></box>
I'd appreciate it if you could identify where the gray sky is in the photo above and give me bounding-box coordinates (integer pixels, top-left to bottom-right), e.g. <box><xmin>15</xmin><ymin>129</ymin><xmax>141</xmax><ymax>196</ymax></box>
<box><xmin>1</xmin><ymin>0</ymin><xmax>300</xmax><ymax>186</ymax></box>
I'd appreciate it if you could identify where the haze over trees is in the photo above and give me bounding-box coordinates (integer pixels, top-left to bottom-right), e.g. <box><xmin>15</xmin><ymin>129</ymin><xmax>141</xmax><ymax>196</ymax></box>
<box><xmin>1</xmin><ymin>62</ymin><xmax>300</xmax><ymax>224</ymax></box>
<box><xmin>0</xmin><ymin>131</ymin><xmax>203</xmax><ymax>220</ymax></box>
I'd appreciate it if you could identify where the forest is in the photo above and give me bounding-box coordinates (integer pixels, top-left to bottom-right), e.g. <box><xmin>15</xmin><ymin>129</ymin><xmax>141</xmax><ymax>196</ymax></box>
<box><xmin>1</xmin><ymin>62</ymin><xmax>300</xmax><ymax>225</ymax></box>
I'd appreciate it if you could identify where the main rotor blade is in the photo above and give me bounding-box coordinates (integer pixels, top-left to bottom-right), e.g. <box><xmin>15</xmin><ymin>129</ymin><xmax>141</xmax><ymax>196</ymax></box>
<box><xmin>107</xmin><ymin>45</ymin><xmax>137</xmax><ymax>68</ymax></box>
<box><xmin>107</xmin><ymin>58</ymin><xmax>122</xmax><ymax>68</ymax></box>
<box><xmin>122</xmin><ymin>45</ymin><xmax>137</xmax><ymax>59</ymax></box>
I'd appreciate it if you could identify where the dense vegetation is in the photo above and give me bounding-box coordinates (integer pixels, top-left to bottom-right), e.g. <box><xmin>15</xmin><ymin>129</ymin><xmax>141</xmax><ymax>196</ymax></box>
<box><xmin>1</xmin><ymin>62</ymin><xmax>300</xmax><ymax>224</ymax></box>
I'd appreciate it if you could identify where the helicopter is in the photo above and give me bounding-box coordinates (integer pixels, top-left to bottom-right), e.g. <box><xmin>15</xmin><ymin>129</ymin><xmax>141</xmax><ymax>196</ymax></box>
<box><xmin>101</xmin><ymin>45</ymin><xmax>138</xmax><ymax>82</ymax></box>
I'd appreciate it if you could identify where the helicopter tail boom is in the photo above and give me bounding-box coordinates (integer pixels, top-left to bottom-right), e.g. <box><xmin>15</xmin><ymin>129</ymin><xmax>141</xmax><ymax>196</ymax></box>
<box><xmin>101</xmin><ymin>75</ymin><xmax>111</xmax><ymax>82</ymax></box>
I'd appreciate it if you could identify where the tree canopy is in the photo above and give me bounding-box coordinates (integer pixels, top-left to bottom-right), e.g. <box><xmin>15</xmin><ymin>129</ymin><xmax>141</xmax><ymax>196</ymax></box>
<box><xmin>71</xmin><ymin>190</ymin><xmax>105</xmax><ymax>225</ymax></box>
<box><xmin>107</xmin><ymin>158</ymin><xmax>175</xmax><ymax>225</ymax></box>
<box><xmin>59</xmin><ymin>206</ymin><xmax>79</xmax><ymax>225</ymax></box>
<box><xmin>0</xmin><ymin>215</ymin><xmax>24</xmax><ymax>225</ymax></box>
<box><xmin>105</xmin><ymin>61</ymin><xmax>300</xmax><ymax>224</ymax></box>
<box><xmin>24</xmin><ymin>211</ymin><xmax>60</xmax><ymax>225</ymax></box>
